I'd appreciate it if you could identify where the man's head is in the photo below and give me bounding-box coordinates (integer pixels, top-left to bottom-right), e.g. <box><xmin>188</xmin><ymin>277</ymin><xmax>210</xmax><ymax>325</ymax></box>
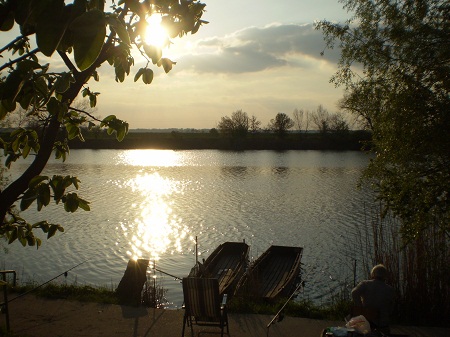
<box><xmin>371</xmin><ymin>264</ymin><xmax>388</xmax><ymax>281</ymax></box>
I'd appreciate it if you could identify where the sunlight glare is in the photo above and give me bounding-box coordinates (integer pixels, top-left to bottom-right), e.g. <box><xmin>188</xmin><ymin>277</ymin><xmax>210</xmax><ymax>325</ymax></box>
<box><xmin>119</xmin><ymin>150</ymin><xmax>180</xmax><ymax>167</ymax></box>
<box><xmin>122</xmin><ymin>172</ymin><xmax>188</xmax><ymax>261</ymax></box>
<box><xmin>145</xmin><ymin>15</ymin><xmax>168</xmax><ymax>48</ymax></box>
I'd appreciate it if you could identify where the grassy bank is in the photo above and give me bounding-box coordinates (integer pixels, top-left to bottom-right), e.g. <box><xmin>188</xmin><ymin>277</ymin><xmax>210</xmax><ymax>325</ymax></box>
<box><xmin>6</xmin><ymin>281</ymin><xmax>347</xmax><ymax>321</ymax></box>
<box><xmin>8</xmin><ymin>283</ymin><xmax>119</xmax><ymax>305</ymax></box>
<box><xmin>9</xmin><ymin>252</ymin><xmax>449</xmax><ymax>327</ymax></box>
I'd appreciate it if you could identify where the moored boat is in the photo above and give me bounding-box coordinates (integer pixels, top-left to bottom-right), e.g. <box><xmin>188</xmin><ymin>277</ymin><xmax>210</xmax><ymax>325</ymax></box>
<box><xmin>189</xmin><ymin>241</ymin><xmax>250</xmax><ymax>296</ymax></box>
<box><xmin>235</xmin><ymin>245</ymin><xmax>303</xmax><ymax>301</ymax></box>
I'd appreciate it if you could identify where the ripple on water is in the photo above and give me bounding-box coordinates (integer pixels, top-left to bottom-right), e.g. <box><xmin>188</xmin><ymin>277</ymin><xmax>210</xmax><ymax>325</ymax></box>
<box><xmin>3</xmin><ymin>150</ymin><xmax>374</xmax><ymax>307</ymax></box>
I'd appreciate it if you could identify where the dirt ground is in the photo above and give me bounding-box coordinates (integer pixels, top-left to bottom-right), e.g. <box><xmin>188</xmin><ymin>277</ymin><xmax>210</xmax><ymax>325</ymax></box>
<box><xmin>2</xmin><ymin>295</ymin><xmax>449</xmax><ymax>337</ymax></box>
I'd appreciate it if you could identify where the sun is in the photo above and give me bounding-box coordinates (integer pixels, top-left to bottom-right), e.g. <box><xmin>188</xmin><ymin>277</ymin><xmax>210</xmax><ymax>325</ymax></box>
<box><xmin>144</xmin><ymin>15</ymin><xmax>168</xmax><ymax>48</ymax></box>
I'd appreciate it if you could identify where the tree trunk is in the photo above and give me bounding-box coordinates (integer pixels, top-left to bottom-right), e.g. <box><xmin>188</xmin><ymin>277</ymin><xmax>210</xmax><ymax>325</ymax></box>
<box><xmin>0</xmin><ymin>115</ymin><xmax>61</xmax><ymax>223</ymax></box>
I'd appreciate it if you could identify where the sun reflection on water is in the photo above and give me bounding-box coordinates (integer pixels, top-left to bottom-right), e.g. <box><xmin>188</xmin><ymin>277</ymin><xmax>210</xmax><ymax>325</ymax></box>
<box><xmin>122</xmin><ymin>172</ymin><xmax>188</xmax><ymax>261</ymax></box>
<box><xmin>118</xmin><ymin>150</ymin><xmax>181</xmax><ymax>167</ymax></box>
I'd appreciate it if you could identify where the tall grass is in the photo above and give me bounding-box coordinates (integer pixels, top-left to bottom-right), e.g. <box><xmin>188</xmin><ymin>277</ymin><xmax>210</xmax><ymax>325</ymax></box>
<box><xmin>141</xmin><ymin>275</ymin><xmax>169</xmax><ymax>308</ymax></box>
<box><xmin>10</xmin><ymin>282</ymin><xmax>119</xmax><ymax>304</ymax></box>
<box><xmin>356</xmin><ymin>204</ymin><xmax>449</xmax><ymax>327</ymax></box>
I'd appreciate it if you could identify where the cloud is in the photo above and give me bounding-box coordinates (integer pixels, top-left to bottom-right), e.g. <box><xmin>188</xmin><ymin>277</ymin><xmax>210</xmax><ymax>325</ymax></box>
<box><xmin>176</xmin><ymin>23</ymin><xmax>339</xmax><ymax>74</ymax></box>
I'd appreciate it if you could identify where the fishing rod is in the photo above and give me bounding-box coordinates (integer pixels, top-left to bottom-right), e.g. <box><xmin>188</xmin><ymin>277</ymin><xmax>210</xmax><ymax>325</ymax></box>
<box><xmin>154</xmin><ymin>267</ymin><xmax>182</xmax><ymax>281</ymax></box>
<box><xmin>266</xmin><ymin>280</ymin><xmax>306</xmax><ymax>331</ymax></box>
<box><xmin>2</xmin><ymin>259</ymin><xmax>89</xmax><ymax>304</ymax></box>
<box><xmin>266</xmin><ymin>264</ymin><xmax>308</xmax><ymax>337</ymax></box>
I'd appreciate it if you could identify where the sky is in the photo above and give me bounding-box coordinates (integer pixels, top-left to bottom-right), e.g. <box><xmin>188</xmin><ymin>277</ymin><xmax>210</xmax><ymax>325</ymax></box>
<box><xmin>3</xmin><ymin>0</ymin><xmax>353</xmax><ymax>130</ymax></box>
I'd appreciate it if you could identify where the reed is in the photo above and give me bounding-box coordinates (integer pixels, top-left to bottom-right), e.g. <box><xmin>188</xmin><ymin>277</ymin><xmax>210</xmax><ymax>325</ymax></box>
<box><xmin>354</xmin><ymin>204</ymin><xmax>449</xmax><ymax>327</ymax></box>
<box><xmin>141</xmin><ymin>275</ymin><xmax>169</xmax><ymax>308</ymax></box>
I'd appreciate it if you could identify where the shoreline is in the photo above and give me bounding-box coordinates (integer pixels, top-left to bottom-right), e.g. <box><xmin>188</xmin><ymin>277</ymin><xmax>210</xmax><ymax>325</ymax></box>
<box><xmin>66</xmin><ymin>130</ymin><xmax>371</xmax><ymax>151</ymax></box>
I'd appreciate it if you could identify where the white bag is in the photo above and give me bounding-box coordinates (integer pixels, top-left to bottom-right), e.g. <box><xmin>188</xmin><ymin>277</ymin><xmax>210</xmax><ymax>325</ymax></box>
<box><xmin>345</xmin><ymin>315</ymin><xmax>371</xmax><ymax>335</ymax></box>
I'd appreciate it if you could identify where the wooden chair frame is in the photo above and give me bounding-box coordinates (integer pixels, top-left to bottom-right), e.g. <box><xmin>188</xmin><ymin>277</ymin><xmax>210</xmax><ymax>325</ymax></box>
<box><xmin>182</xmin><ymin>277</ymin><xmax>229</xmax><ymax>337</ymax></box>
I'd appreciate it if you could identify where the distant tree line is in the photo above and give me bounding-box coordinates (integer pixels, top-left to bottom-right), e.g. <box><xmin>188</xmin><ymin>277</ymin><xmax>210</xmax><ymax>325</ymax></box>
<box><xmin>55</xmin><ymin>128</ymin><xmax>369</xmax><ymax>151</ymax></box>
<box><xmin>214</xmin><ymin>105</ymin><xmax>352</xmax><ymax>138</ymax></box>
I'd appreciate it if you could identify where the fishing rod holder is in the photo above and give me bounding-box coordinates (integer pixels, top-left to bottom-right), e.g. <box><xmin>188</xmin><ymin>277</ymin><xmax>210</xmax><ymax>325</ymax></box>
<box><xmin>1</xmin><ymin>269</ymin><xmax>17</xmax><ymax>332</ymax></box>
<box><xmin>0</xmin><ymin>270</ymin><xmax>16</xmax><ymax>287</ymax></box>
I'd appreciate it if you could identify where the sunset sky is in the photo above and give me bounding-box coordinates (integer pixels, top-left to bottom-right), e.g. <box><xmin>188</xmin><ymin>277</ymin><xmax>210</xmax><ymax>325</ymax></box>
<box><xmin>3</xmin><ymin>1</ymin><xmax>353</xmax><ymax>129</ymax></box>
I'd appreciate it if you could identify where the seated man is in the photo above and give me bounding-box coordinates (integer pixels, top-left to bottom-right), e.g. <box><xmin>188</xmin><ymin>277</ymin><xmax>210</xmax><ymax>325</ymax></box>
<box><xmin>351</xmin><ymin>264</ymin><xmax>395</xmax><ymax>334</ymax></box>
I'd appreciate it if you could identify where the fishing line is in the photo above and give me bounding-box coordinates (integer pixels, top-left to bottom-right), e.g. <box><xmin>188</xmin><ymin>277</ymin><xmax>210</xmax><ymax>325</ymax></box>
<box><xmin>2</xmin><ymin>259</ymin><xmax>89</xmax><ymax>305</ymax></box>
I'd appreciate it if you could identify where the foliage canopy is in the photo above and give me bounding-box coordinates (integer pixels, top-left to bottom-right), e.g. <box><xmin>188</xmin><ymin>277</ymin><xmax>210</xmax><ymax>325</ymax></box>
<box><xmin>268</xmin><ymin>112</ymin><xmax>294</xmax><ymax>137</ymax></box>
<box><xmin>0</xmin><ymin>0</ymin><xmax>207</xmax><ymax>247</ymax></box>
<box><xmin>310</xmin><ymin>105</ymin><xmax>349</xmax><ymax>135</ymax></box>
<box><xmin>217</xmin><ymin>109</ymin><xmax>251</xmax><ymax>137</ymax></box>
<box><xmin>316</xmin><ymin>0</ymin><xmax>449</xmax><ymax>241</ymax></box>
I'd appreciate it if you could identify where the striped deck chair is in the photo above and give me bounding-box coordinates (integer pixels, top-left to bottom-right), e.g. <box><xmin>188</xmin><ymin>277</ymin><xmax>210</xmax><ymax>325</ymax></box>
<box><xmin>182</xmin><ymin>277</ymin><xmax>229</xmax><ymax>337</ymax></box>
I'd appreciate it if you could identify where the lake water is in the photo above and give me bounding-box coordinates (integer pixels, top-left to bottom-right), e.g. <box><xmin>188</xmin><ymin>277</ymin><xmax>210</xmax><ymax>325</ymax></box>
<box><xmin>2</xmin><ymin>149</ymin><xmax>374</xmax><ymax>307</ymax></box>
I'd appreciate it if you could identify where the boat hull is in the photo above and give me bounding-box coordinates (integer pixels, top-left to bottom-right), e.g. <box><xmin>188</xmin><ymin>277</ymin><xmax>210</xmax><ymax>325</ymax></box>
<box><xmin>235</xmin><ymin>245</ymin><xmax>303</xmax><ymax>301</ymax></box>
<box><xmin>190</xmin><ymin>241</ymin><xmax>250</xmax><ymax>297</ymax></box>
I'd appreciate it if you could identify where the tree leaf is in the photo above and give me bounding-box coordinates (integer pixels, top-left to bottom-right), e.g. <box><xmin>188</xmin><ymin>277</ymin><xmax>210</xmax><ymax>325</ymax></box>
<box><xmin>17</xmin><ymin>227</ymin><xmax>27</xmax><ymax>246</ymax></box>
<box><xmin>8</xmin><ymin>227</ymin><xmax>18</xmax><ymax>244</ymax></box>
<box><xmin>34</xmin><ymin>76</ymin><xmax>50</xmax><ymax>98</ymax></box>
<box><xmin>65</xmin><ymin>123</ymin><xmax>80</xmax><ymax>140</ymax></box>
<box><xmin>142</xmin><ymin>68</ymin><xmax>153</xmax><ymax>84</ymax></box>
<box><xmin>89</xmin><ymin>93</ymin><xmax>97</xmax><ymax>107</ymax></box>
<box><xmin>11</xmin><ymin>135</ymin><xmax>21</xmax><ymax>152</ymax></box>
<box><xmin>37</xmin><ymin>183</ymin><xmax>51</xmax><ymax>208</ymax></box>
<box><xmin>64</xmin><ymin>193</ymin><xmax>79</xmax><ymax>212</ymax></box>
<box><xmin>103</xmin><ymin>115</ymin><xmax>116</xmax><ymax>122</ymax></box>
<box><xmin>92</xmin><ymin>70</ymin><xmax>99</xmax><ymax>81</ymax></box>
<box><xmin>47</xmin><ymin>97</ymin><xmax>61</xmax><ymax>116</ymax></box>
<box><xmin>69</xmin><ymin>176</ymin><xmax>80</xmax><ymax>189</ymax></box>
<box><xmin>116</xmin><ymin>124</ymin><xmax>127</xmax><ymax>141</ymax></box>
<box><xmin>0</xmin><ymin>5</ymin><xmax>15</xmax><ymax>31</ymax></box>
<box><xmin>134</xmin><ymin>67</ymin><xmax>145</xmax><ymax>82</ymax></box>
<box><xmin>16</xmin><ymin>59</ymin><xmax>42</xmax><ymax>72</ymax></box>
<box><xmin>114</xmin><ymin>64</ymin><xmax>125</xmax><ymax>82</ymax></box>
<box><xmin>78</xmin><ymin>197</ymin><xmax>91</xmax><ymax>211</ymax></box>
<box><xmin>35</xmin><ymin>0</ymin><xmax>68</xmax><ymax>57</ymax></box>
<box><xmin>143</xmin><ymin>44</ymin><xmax>162</xmax><ymax>64</ymax></box>
<box><xmin>124</xmin><ymin>0</ymin><xmax>142</xmax><ymax>16</ymax></box>
<box><xmin>19</xmin><ymin>236</ymin><xmax>27</xmax><ymax>247</ymax></box>
<box><xmin>70</xmin><ymin>9</ymin><xmax>106</xmax><ymax>71</ymax></box>
<box><xmin>1</xmin><ymin>70</ymin><xmax>25</xmax><ymax>101</ymax></box>
<box><xmin>22</xmin><ymin>143</ymin><xmax>31</xmax><ymax>158</ymax></box>
<box><xmin>161</xmin><ymin>16</ymin><xmax>181</xmax><ymax>39</ymax></box>
<box><xmin>0</xmin><ymin>101</ymin><xmax>7</xmax><ymax>119</ymax></box>
<box><xmin>88</xmin><ymin>0</ymin><xmax>105</xmax><ymax>11</ymax></box>
<box><xmin>157</xmin><ymin>58</ymin><xmax>176</xmax><ymax>74</ymax></box>
<box><xmin>30</xmin><ymin>175</ymin><xmax>49</xmax><ymax>188</ymax></box>
<box><xmin>20</xmin><ymin>189</ymin><xmax>37</xmax><ymax>211</ymax></box>
<box><xmin>54</xmin><ymin>72</ymin><xmax>75</xmax><ymax>93</ymax></box>
<box><xmin>18</xmin><ymin>91</ymin><xmax>33</xmax><ymax>110</ymax></box>
<box><xmin>107</xmin><ymin>14</ymin><xmax>131</xmax><ymax>46</ymax></box>
<box><xmin>26</xmin><ymin>235</ymin><xmax>36</xmax><ymax>247</ymax></box>
<box><xmin>0</xmin><ymin>99</ymin><xmax>15</xmax><ymax>118</ymax></box>
<box><xmin>50</xmin><ymin>176</ymin><xmax>65</xmax><ymax>202</ymax></box>
<box><xmin>47</xmin><ymin>225</ymin><xmax>58</xmax><ymax>239</ymax></box>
